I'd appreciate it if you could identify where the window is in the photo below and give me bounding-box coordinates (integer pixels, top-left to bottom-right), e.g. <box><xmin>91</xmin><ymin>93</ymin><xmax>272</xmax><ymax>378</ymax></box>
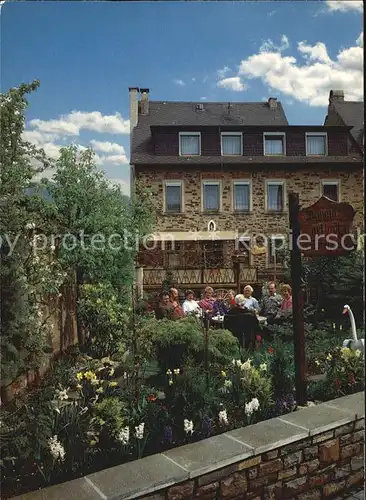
<box><xmin>306</xmin><ymin>133</ymin><xmax>327</xmax><ymax>156</ymax></box>
<box><xmin>233</xmin><ymin>181</ymin><xmax>251</xmax><ymax>211</ymax></box>
<box><xmin>179</xmin><ymin>132</ymin><xmax>200</xmax><ymax>156</ymax></box>
<box><xmin>202</xmin><ymin>181</ymin><xmax>221</xmax><ymax>211</ymax></box>
<box><xmin>164</xmin><ymin>181</ymin><xmax>183</xmax><ymax>212</ymax></box>
<box><xmin>221</xmin><ymin>132</ymin><xmax>243</xmax><ymax>156</ymax></box>
<box><xmin>268</xmin><ymin>236</ymin><xmax>285</xmax><ymax>266</ymax></box>
<box><xmin>321</xmin><ymin>181</ymin><xmax>340</xmax><ymax>202</ymax></box>
<box><xmin>266</xmin><ymin>181</ymin><xmax>285</xmax><ymax>211</ymax></box>
<box><xmin>264</xmin><ymin>133</ymin><xmax>286</xmax><ymax>155</ymax></box>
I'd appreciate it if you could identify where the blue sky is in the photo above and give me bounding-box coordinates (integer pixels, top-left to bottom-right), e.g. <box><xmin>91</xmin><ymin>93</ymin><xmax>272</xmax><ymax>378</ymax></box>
<box><xmin>1</xmin><ymin>0</ymin><xmax>363</xmax><ymax>193</ymax></box>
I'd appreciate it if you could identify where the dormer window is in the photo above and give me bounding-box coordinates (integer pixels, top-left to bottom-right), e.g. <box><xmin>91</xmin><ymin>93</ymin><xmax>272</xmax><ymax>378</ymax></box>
<box><xmin>179</xmin><ymin>132</ymin><xmax>201</xmax><ymax>156</ymax></box>
<box><xmin>306</xmin><ymin>133</ymin><xmax>327</xmax><ymax>156</ymax></box>
<box><xmin>221</xmin><ymin>132</ymin><xmax>243</xmax><ymax>156</ymax></box>
<box><xmin>264</xmin><ymin>132</ymin><xmax>286</xmax><ymax>155</ymax></box>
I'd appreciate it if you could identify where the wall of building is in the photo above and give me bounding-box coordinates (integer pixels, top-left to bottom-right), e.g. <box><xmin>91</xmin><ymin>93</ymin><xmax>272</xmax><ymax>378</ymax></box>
<box><xmin>13</xmin><ymin>392</ymin><xmax>364</xmax><ymax>500</ymax></box>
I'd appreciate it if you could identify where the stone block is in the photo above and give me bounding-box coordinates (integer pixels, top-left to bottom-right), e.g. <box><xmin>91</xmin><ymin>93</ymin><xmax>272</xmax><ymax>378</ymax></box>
<box><xmin>258</xmin><ymin>458</ymin><xmax>283</xmax><ymax>476</ymax></box>
<box><xmin>195</xmin><ymin>482</ymin><xmax>219</xmax><ymax>499</ymax></box>
<box><xmin>220</xmin><ymin>472</ymin><xmax>247</xmax><ymax>499</ymax></box>
<box><xmin>334</xmin><ymin>463</ymin><xmax>351</xmax><ymax>479</ymax></box>
<box><xmin>354</xmin><ymin>418</ymin><xmax>365</xmax><ymax>431</ymax></box>
<box><xmin>247</xmin><ymin>467</ymin><xmax>258</xmax><ymax>480</ymax></box>
<box><xmin>280</xmin><ymin>438</ymin><xmax>312</xmax><ymax>455</ymax></box>
<box><xmin>304</xmin><ymin>446</ymin><xmax>319</xmax><ymax>460</ymax></box>
<box><xmin>283</xmin><ymin>451</ymin><xmax>303</xmax><ymax>468</ymax></box>
<box><xmin>278</xmin><ymin>466</ymin><xmax>297</xmax><ymax>480</ymax></box>
<box><xmin>262</xmin><ymin>450</ymin><xmax>279</xmax><ymax>461</ymax></box>
<box><xmin>140</xmin><ymin>494</ymin><xmax>165</xmax><ymax>500</ymax></box>
<box><xmin>351</xmin><ymin>454</ymin><xmax>364</xmax><ymax>471</ymax></box>
<box><xmin>322</xmin><ymin>480</ymin><xmax>346</xmax><ymax>497</ymax></box>
<box><xmin>308</xmin><ymin>471</ymin><xmax>332</xmax><ymax>489</ymax></box>
<box><xmin>237</xmin><ymin>456</ymin><xmax>261</xmax><ymax>471</ymax></box>
<box><xmin>297</xmin><ymin>490</ymin><xmax>321</xmax><ymax>500</ymax></box>
<box><xmin>279</xmin><ymin>404</ymin><xmax>355</xmax><ymax>436</ymax></box>
<box><xmin>340</xmin><ymin>433</ymin><xmax>354</xmax><ymax>446</ymax></box>
<box><xmin>197</xmin><ymin>464</ymin><xmax>238</xmax><ymax>487</ymax></box>
<box><xmin>263</xmin><ymin>481</ymin><xmax>282</xmax><ymax>500</ymax></box>
<box><xmin>334</xmin><ymin>422</ymin><xmax>354</xmax><ymax>436</ymax></box>
<box><xmin>167</xmin><ymin>481</ymin><xmax>194</xmax><ymax>500</ymax></box>
<box><xmin>227</xmin><ymin>417</ymin><xmax>308</xmax><ymax>455</ymax></box>
<box><xmin>312</xmin><ymin>431</ymin><xmax>335</xmax><ymax>444</ymax></box>
<box><xmin>352</xmin><ymin>430</ymin><xmax>365</xmax><ymax>443</ymax></box>
<box><xmin>298</xmin><ymin>464</ymin><xmax>307</xmax><ymax>475</ymax></box>
<box><xmin>11</xmin><ymin>477</ymin><xmax>104</xmax><ymax>500</ymax></box>
<box><xmin>86</xmin><ymin>454</ymin><xmax>188</xmax><ymax>500</ymax></box>
<box><xmin>163</xmin><ymin>433</ymin><xmax>252</xmax><ymax>479</ymax></box>
<box><xmin>305</xmin><ymin>459</ymin><xmax>320</xmax><ymax>474</ymax></box>
<box><xmin>282</xmin><ymin>476</ymin><xmax>308</xmax><ymax>498</ymax></box>
<box><xmin>318</xmin><ymin>438</ymin><xmax>340</xmax><ymax>464</ymax></box>
<box><xmin>324</xmin><ymin>392</ymin><xmax>365</xmax><ymax>419</ymax></box>
<box><xmin>346</xmin><ymin>469</ymin><xmax>364</xmax><ymax>488</ymax></box>
<box><xmin>341</xmin><ymin>442</ymin><xmax>362</xmax><ymax>460</ymax></box>
<box><xmin>249</xmin><ymin>474</ymin><xmax>278</xmax><ymax>490</ymax></box>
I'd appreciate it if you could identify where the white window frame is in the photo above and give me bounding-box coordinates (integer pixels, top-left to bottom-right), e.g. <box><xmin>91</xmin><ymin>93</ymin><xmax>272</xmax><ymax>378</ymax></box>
<box><xmin>232</xmin><ymin>180</ymin><xmax>252</xmax><ymax>212</ymax></box>
<box><xmin>306</xmin><ymin>132</ymin><xmax>328</xmax><ymax>156</ymax></box>
<box><xmin>265</xmin><ymin>179</ymin><xmax>286</xmax><ymax>212</ymax></box>
<box><xmin>221</xmin><ymin>132</ymin><xmax>243</xmax><ymax>156</ymax></box>
<box><xmin>163</xmin><ymin>180</ymin><xmax>184</xmax><ymax>213</ymax></box>
<box><xmin>267</xmin><ymin>234</ymin><xmax>286</xmax><ymax>267</ymax></box>
<box><xmin>201</xmin><ymin>180</ymin><xmax>222</xmax><ymax>212</ymax></box>
<box><xmin>263</xmin><ymin>132</ymin><xmax>286</xmax><ymax>156</ymax></box>
<box><xmin>179</xmin><ymin>131</ymin><xmax>201</xmax><ymax>156</ymax></box>
<box><xmin>320</xmin><ymin>179</ymin><xmax>340</xmax><ymax>202</ymax></box>
<box><xmin>237</xmin><ymin>235</ymin><xmax>252</xmax><ymax>266</ymax></box>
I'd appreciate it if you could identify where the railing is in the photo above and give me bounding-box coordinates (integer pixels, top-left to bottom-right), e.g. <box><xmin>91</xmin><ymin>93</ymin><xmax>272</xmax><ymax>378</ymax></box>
<box><xmin>142</xmin><ymin>267</ymin><xmax>258</xmax><ymax>287</ymax></box>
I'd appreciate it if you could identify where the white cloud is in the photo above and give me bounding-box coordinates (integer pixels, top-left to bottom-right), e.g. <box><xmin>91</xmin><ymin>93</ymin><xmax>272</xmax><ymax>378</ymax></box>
<box><xmin>356</xmin><ymin>32</ymin><xmax>363</xmax><ymax>47</ymax></box>
<box><xmin>90</xmin><ymin>140</ymin><xmax>126</xmax><ymax>155</ymax></box>
<box><xmin>192</xmin><ymin>77</ymin><xmax>196</xmax><ymax>82</ymax></box>
<box><xmin>29</xmin><ymin>110</ymin><xmax>130</xmax><ymax>136</ymax></box>
<box><xmin>107</xmin><ymin>178</ymin><xmax>130</xmax><ymax>196</ymax></box>
<box><xmin>217</xmin><ymin>77</ymin><xmax>247</xmax><ymax>92</ymax></box>
<box><xmin>325</xmin><ymin>0</ymin><xmax>363</xmax><ymax>12</ymax></box>
<box><xmin>217</xmin><ymin>66</ymin><xmax>231</xmax><ymax>79</ymax></box>
<box><xmin>173</xmin><ymin>79</ymin><xmax>185</xmax><ymax>86</ymax></box>
<box><xmin>200</xmin><ymin>96</ymin><xmax>207</xmax><ymax>100</ymax></box>
<box><xmin>237</xmin><ymin>32</ymin><xmax>363</xmax><ymax>106</ymax></box>
<box><xmin>259</xmin><ymin>34</ymin><xmax>290</xmax><ymax>53</ymax></box>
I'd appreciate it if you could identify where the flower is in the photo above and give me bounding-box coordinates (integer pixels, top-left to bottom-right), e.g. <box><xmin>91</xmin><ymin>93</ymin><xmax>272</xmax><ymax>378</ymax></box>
<box><xmin>218</xmin><ymin>409</ymin><xmax>229</xmax><ymax>425</ymax></box>
<box><xmin>55</xmin><ymin>388</ymin><xmax>69</xmax><ymax>401</ymax></box>
<box><xmin>166</xmin><ymin>369</ymin><xmax>172</xmax><ymax>376</ymax></box>
<box><xmin>335</xmin><ymin>378</ymin><xmax>342</xmax><ymax>388</ymax></box>
<box><xmin>76</xmin><ymin>372</ymin><xmax>84</xmax><ymax>381</ymax></box>
<box><xmin>241</xmin><ymin>359</ymin><xmax>252</xmax><ymax>371</ymax></box>
<box><xmin>168</xmin><ymin>379</ymin><xmax>173</xmax><ymax>386</ymax></box>
<box><xmin>268</xmin><ymin>346</ymin><xmax>274</xmax><ymax>354</ymax></box>
<box><xmin>108</xmin><ymin>381</ymin><xmax>118</xmax><ymax>387</ymax></box>
<box><xmin>315</xmin><ymin>359</ymin><xmax>320</xmax><ymax>366</ymax></box>
<box><xmin>118</xmin><ymin>426</ymin><xmax>130</xmax><ymax>445</ymax></box>
<box><xmin>259</xmin><ymin>363</ymin><xmax>267</xmax><ymax>372</ymax></box>
<box><xmin>184</xmin><ymin>419</ymin><xmax>194</xmax><ymax>435</ymax></box>
<box><xmin>48</xmin><ymin>435</ymin><xmax>65</xmax><ymax>462</ymax></box>
<box><xmin>221</xmin><ymin>371</ymin><xmax>227</xmax><ymax>377</ymax></box>
<box><xmin>147</xmin><ymin>394</ymin><xmax>157</xmax><ymax>402</ymax></box>
<box><xmin>96</xmin><ymin>387</ymin><xmax>104</xmax><ymax>394</ymax></box>
<box><xmin>354</xmin><ymin>349</ymin><xmax>361</xmax><ymax>358</ymax></box>
<box><xmin>326</xmin><ymin>353</ymin><xmax>332</xmax><ymax>361</ymax></box>
<box><xmin>135</xmin><ymin>423</ymin><xmax>145</xmax><ymax>440</ymax></box>
<box><xmin>224</xmin><ymin>379</ymin><xmax>232</xmax><ymax>389</ymax></box>
<box><xmin>25</xmin><ymin>222</ymin><xmax>36</xmax><ymax>230</ymax></box>
<box><xmin>173</xmin><ymin>368</ymin><xmax>180</xmax><ymax>375</ymax></box>
<box><xmin>245</xmin><ymin>398</ymin><xmax>260</xmax><ymax>416</ymax></box>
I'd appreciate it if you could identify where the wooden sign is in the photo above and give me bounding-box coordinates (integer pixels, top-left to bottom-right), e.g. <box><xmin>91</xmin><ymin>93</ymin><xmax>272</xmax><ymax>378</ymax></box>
<box><xmin>298</xmin><ymin>196</ymin><xmax>356</xmax><ymax>256</ymax></box>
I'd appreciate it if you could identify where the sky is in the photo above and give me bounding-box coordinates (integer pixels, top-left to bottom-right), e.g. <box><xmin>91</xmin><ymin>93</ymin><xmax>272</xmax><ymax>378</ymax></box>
<box><xmin>1</xmin><ymin>0</ymin><xmax>363</xmax><ymax>195</ymax></box>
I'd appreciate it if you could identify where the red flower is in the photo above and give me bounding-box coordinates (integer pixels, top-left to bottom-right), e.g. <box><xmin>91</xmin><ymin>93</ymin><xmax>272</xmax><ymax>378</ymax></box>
<box><xmin>335</xmin><ymin>378</ymin><xmax>342</xmax><ymax>388</ymax></box>
<box><xmin>268</xmin><ymin>346</ymin><xmax>274</xmax><ymax>354</ymax></box>
<box><xmin>348</xmin><ymin>374</ymin><xmax>356</xmax><ymax>385</ymax></box>
<box><xmin>147</xmin><ymin>394</ymin><xmax>157</xmax><ymax>401</ymax></box>
<box><xmin>256</xmin><ymin>335</ymin><xmax>262</xmax><ymax>341</ymax></box>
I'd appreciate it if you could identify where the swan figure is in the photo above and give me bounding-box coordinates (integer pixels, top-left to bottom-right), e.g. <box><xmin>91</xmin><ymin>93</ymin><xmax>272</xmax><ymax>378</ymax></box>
<box><xmin>341</xmin><ymin>304</ymin><xmax>364</xmax><ymax>353</ymax></box>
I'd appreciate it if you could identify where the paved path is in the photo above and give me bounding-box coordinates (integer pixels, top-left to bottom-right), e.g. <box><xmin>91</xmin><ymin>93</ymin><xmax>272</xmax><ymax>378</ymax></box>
<box><xmin>335</xmin><ymin>488</ymin><xmax>365</xmax><ymax>500</ymax></box>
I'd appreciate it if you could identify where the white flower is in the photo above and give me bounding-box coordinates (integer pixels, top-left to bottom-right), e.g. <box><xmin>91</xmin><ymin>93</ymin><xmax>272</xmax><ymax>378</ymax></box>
<box><xmin>25</xmin><ymin>222</ymin><xmax>36</xmax><ymax>230</ymax></box>
<box><xmin>166</xmin><ymin>369</ymin><xmax>172</xmax><ymax>375</ymax></box>
<box><xmin>50</xmin><ymin>245</ymin><xmax>56</xmax><ymax>252</ymax></box>
<box><xmin>355</xmin><ymin>349</ymin><xmax>361</xmax><ymax>358</ymax></box>
<box><xmin>184</xmin><ymin>419</ymin><xmax>194</xmax><ymax>435</ymax></box>
<box><xmin>173</xmin><ymin>368</ymin><xmax>180</xmax><ymax>375</ymax></box>
<box><xmin>48</xmin><ymin>435</ymin><xmax>65</xmax><ymax>461</ymax></box>
<box><xmin>224</xmin><ymin>380</ymin><xmax>232</xmax><ymax>389</ymax></box>
<box><xmin>232</xmin><ymin>359</ymin><xmax>242</xmax><ymax>367</ymax></box>
<box><xmin>245</xmin><ymin>398</ymin><xmax>260</xmax><ymax>416</ymax></box>
<box><xmin>55</xmin><ymin>388</ymin><xmax>69</xmax><ymax>401</ymax></box>
<box><xmin>251</xmin><ymin>398</ymin><xmax>260</xmax><ymax>411</ymax></box>
<box><xmin>241</xmin><ymin>359</ymin><xmax>252</xmax><ymax>371</ymax></box>
<box><xmin>326</xmin><ymin>353</ymin><xmax>332</xmax><ymax>361</ymax></box>
<box><xmin>135</xmin><ymin>423</ymin><xmax>145</xmax><ymax>440</ymax></box>
<box><xmin>259</xmin><ymin>363</ymin><xmax>267</xmax><ymax>372</ymax></box>
<box><xmin>218</xmin><ymin>409</ymin><xmax>229</xmax><ymax>425</ymax></box>
<box><xmin>118</xmin><ymin>426</ymin><xmax>130</xmax><ymax>445</ymax></box>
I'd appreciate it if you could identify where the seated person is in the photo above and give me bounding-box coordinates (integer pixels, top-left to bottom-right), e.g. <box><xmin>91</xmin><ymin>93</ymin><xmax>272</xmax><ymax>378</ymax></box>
<box><xmin>182</xmin><ymin>289</ymin><xmax>202</xmax><ymax>316</ymax></box>
<box><xmin>213</xmin><ymin>291</ymin><xmax>230</xmax><ymax>316</ymax></box>
<box><xmin>243</xmin><ymin>285</ymin><xmax>260</xmax><ymax>313</ymax></box>
<box><xmin>155</xmin><ymin>292</ymin><xmax>174</xmax><ymax>320</ymax></box>
<box><xmin>260</xmin><ymin>281</ymin><xmax>282</xmax><ymax>320</ymax></box>
<box><xmin>275</xmin><ymin>284</ymin><xmax>293</xmax><ymax>322</ymax></box>
<box><xmin>224</xmin><ymin>294</ymin><xmax>259</xmax><ymax>349</ymax></box>
<box><xmin>169</xmin><ymin>287</ymin><xmax>185</xmax><ymax>320</ymax></box>
<box><xmin>198</xmin><ymin>286</ymin><xmax>215</xmax><ymax>314</ymax></box>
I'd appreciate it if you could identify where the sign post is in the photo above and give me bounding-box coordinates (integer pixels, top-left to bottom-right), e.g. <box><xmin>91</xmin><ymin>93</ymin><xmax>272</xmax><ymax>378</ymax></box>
<box><xmin>289</xmin><ymin>193</ymin><xmax>307</xmax><ymax>406</ymax></box>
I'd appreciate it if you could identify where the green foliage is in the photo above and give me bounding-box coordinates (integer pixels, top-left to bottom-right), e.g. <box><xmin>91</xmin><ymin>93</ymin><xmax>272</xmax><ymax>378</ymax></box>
<box><xmin>268</xmin><ymin>338</ymin><xmax>294</xmax><ymax>398</ymax></box>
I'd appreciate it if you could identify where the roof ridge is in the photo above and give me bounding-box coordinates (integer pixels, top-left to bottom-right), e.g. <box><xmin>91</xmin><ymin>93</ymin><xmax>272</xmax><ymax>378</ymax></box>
<box><xmin>148</xmin><ymin>100</ymin><xmax>283</xmax><ymax>105</ymax></box>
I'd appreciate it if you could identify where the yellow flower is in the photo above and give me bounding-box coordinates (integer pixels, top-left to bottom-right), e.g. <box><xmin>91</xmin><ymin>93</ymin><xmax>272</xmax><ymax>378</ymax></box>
<box><xmin>76</xmin><ymin>384</ymin><xmax>82</xmax><ymax>390</ymax></box>
<box><xmin>355</xmin><ymin>349</ymin><xmax>361</xmax><ymax>358</ymax></box>
<box><xmin>84</xmin><ymin>370</ymin><xmax>97</xmax><ymax>381</ymax></box>
<box><xmin>76</xmin><ymin>372</ymin><xmax>84</xmax><ymax>381</ymax></box>
<box><xmin>315</xmin><ymin>360</ymin><xmax>320</xmax><ymax>366</ymax></box>
<box><xmin>109</xmin><ymin>381</ymin><xmax>118</xmax><ymax>387</ymax></box>
<box><xmin>221</xmin><ymin>371</ymin><xmax>227</xmax><ymax>377</ymax></box>
<box><xmin>326</xmin><ymin>353</ymin><xmax>332</xmax><ymax>361</ymax></box>
<box><xmin>96</xmin><ymin>387</ymin><xmax>104</xmax><ymax>393</ymax></box>
<box><xmin>89</xmin><ymin>440</ymin><xmax>97</xmax><ymax>446</ymax></box>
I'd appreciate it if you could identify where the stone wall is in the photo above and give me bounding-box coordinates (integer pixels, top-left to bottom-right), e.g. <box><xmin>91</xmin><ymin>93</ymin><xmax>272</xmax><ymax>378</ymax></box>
<box><xmin>13</xmin><ymin>392</ymin><xmax>364</xmax><ymax>500</ymax></box>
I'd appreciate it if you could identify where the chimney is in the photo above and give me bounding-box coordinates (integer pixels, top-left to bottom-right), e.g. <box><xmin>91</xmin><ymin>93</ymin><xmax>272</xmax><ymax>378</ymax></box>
<box><xmin>268</xmin><ymin>97</ymin><xmax>278</xmax><ymax>109</ymax></box>
<box><xmin>140</xmin><ymin>88</ymin><xmax>150</xmax><ymax>115</ymax></box>
<box><xmin>329</xmin><ymin>90</ymin><xmax>344</xmax><ymax>104</ymax></box>
<box><xmin>129</xmin><ymin>87</ymin><xmax>139</xmax><ymax>133</ymax></box>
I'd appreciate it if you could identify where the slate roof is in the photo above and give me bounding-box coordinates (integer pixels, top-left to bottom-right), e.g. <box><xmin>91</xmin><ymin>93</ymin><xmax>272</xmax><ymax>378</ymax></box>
<box><xmin>131</xmin><ymin>100</ymin><xmax>289</xmax><ymax>164</ymax></box>
<box><xmin>330</xmin><ymin>101</ymin><xmax>364</xmax><ymax>149</ymax></box>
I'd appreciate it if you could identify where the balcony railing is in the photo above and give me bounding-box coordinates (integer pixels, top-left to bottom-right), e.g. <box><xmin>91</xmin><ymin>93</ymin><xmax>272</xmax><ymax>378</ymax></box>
<box><xmin>142</xmin><ymin>267</ymin><xmax>257</xmax><ymax>288</ymax></box>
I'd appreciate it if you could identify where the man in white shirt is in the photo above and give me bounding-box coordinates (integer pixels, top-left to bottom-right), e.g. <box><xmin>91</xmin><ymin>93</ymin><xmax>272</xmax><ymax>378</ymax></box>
<box><xmin>182</xmin><ymin>290</ymin><xmax>202</xmax><ymax>316</ymax></box>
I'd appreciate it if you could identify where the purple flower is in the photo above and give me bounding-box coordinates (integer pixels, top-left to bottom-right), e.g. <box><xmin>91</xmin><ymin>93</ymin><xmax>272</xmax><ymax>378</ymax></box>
<box><xmin>202</xmin><ymin>415</ymin><xmax>213</xmax><ymax>437</ymax></box>
<box><xmin>163</xmin><ymin>425</ymin><xmax>173</xmax><ymax>444</ymax></box>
